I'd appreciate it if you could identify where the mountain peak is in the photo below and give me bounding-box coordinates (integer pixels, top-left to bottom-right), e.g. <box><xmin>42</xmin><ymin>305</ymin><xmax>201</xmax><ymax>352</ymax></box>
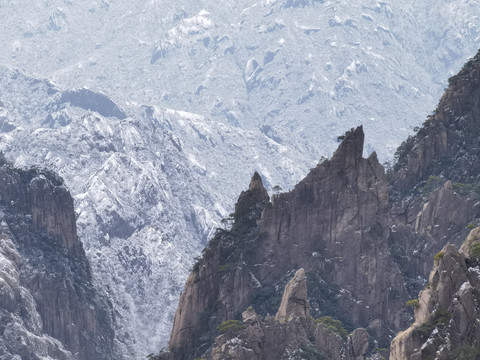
<box><xmin>233</xmin><ymin>172</ymin><xmax>270</xmax><ymax>228</ymax></box>
<box><xmin>249</xmin><ymin>171</ymin><xmax>265</xmax><ymax>192</ymax></box>
<box><xmin>391</xmin><ymin>49</ymin><xmax>480</xmax><ymax>194</ymax></box>
<box><xmin>333</xmin><ymin>125</ymin><xmax>365</xmax><ymax>161</ymax></box>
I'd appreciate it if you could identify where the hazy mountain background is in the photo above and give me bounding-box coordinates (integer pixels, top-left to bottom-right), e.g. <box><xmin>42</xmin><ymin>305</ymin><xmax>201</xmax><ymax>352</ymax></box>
<box><xmin>0</xmin><ymin>0</ymin><xmax>479</xmax><ymax>357</ymax></box>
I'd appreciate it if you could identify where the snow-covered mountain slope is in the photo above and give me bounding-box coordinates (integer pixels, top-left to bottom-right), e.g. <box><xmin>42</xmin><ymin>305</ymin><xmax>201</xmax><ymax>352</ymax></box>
<box><xmin>0</xmin><ymin>66</ymin><xmax>314</xmax><ymax>357</ymax></box>
<box><xmin>1</xmin><ymin>0</ymin><xmax>480</xmax><ymax>358</ymax></box>
<box><xmin>1</xmin><ymin>0</ymin><xmax>479</xmax><ymax>161</ymax></box>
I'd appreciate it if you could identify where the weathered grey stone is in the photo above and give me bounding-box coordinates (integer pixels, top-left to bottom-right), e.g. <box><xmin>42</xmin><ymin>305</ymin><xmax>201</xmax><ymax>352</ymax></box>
<box><xmin>459</xmin><ymin>227</ymin><xmax>480</xmax><ymax>257</ymax></box>
<box><xmin>0</xmin><ymin>164</ymin><xmax>115</xmax><ymax>360</ymax></box>
<box><xmin>350</xmin><ymin>328</ymin><xmax>368</xmax><ymax>359</ymax></box>
<box><xmin>210</xmin><ymin>270</ymin><xmax>369</xmax><ymax>360</ymax></box>
<box><xmin>258</xmin><ymin>126</ymin><xmax>406</xmax><ymax>335</ymax></box>
<box><xmin>275</xmin><ymin>268</ymin><xmax>309</xmax><ymax>323</ymax></box>
<box><xmin>164</xmin><ymin>49</ymin><xmax>480</xmax><ymax>360</ymax></box>
<box><xmin>169</xmin><ymin>172</ymin><xmax>270</xmax><ymax>357</ymax></box>
<box><xmin>391</xmin><ymin>50</ymin><xmax>480</xmax><ymax>194</ymax></box>
<box><xmin>242</xmin><ymin>306</ymin><xmax>259</xmax><ymax>323</ymax></box>
<box><xmin>391</xmin><ymin>234</ymin><xmax>480</xmax><ymax>360</ymax></box>
<box><xmin>386</xmin><ymin>50</ymin><xmax>480</xmax><ymax>306</ymax></box>
<box><xmin>314</xmin><ymin>323</ymin><xmax>345</xmax><ymax>360</ymax></box>
<box><xmin>168</xmin><ymin>127</ymin><xmax>408</xmax><ymax>358</ymax></box>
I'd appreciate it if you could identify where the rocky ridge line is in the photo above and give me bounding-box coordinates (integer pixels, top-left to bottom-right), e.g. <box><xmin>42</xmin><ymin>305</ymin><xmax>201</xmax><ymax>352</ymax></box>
<box><xmin>387</xmin><ymin>49</ymin><xmax>480</xmax><ymax>296</ymax></box>
<box><xmin>164</xmin><ymin>126</ymin><xmax>407</xmax><ymax>359</ymax></box>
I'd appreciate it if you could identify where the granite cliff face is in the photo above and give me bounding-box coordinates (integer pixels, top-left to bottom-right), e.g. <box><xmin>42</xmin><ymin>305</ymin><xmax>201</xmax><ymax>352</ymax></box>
<box><xmin>166</xmin><ymin>126</ymin><xmax>407</xmax><ymax>359</ymax></box>
<box><xmin>387</xmin><ymin>49</ymin><xmax>480</xmax><ymax>296</ymax></box>
<box><xmin>210</xmin><ymin>268</ymin><xmax>369</xmax><ymax>360</ymax></box>
<box><xmin>390</xmin><ymin>228</ymin><xmax>480</xmax><ymax>360</ymax></box>
<box><xmin>257</xmin><ymin>126</ymin><xmax>406</xmax><ymax>336</ymax></box>
<box><xmin>391</xmin><ymin>48</ymin><xmax>480</xmax><ymax>194</ymax></box>
<box><xmin>385</xmin><ymin>51</ymin><xmax>480</xmax><ymax>358</ymax></box>
<box><xmin>0</xmin><ymin>161</ymin><xmax>116</xmax><ymax>359</ymax></box>
<box><xmin>167</xmin><ymin>171</ymin><xmax>271</xmax><ymax>358</ymax></box>
<box><xmin>161</xmin><ymin>49</ymin><xmax>480</xmax><ymax>359</ymax></box>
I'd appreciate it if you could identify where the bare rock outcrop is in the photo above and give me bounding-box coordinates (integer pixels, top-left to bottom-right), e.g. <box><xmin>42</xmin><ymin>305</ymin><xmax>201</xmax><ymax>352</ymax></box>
<box><xmin>30</xmin><ymin>174</ymin><xmax>77</xmax><ymax>250</ymax></box>
<box><xmin>390</xmin><ymin>228</ymin><xmax>480</xmax><ymax>360</ymax></box>
<box><xmin>0</xmin><ymin>163</ymin><xmax>116</xmax><ymax>359</ymax></box>
<box><xmin>212</xmin><ymin>312</ymin><xmax>313</xmax><ymax>360</ymax></box>
<box><xmin>167</xmin><ymin>126</ymin><xmax>406</xmax><ymax>359</ymax></box>
<box><xmin>391</xmin><ymin>49</ymin><xmax>480</xmax><ymax>194</ymax></box>
<box><xmin>0</xmin><ymin>164</ymin><xmax>78</xmax><ymax>250</ymax></box>
<box><xmin>387</xmin><ymin>50</ymin><xmax>480</xmax><ymax>300</ymax></box>
<box><xmin>258</xmin><ymin>126</ymin><xmax>407</xmax><ymax>336</ymax></box>
<box><xmin>389</xmin><ymin>179</ymin><xmax>480</xmax><ymax>293</ymax></box>
<box><xmin>275</xmin><ymin>268</ymin><xmax>309</xmax><ymax>322</ymax></box>
<box><xmin>162</xmin><ymin>50</ymin><xmax>480</xmax><ymax>360</ymax></box>
<box><xmin>211</xmin><ymin>269</ymin><xmax>314</xmax><ymax>360</ymax></box>
<box><xmin>168</xmin><ymin>172</ymin><xmax>270</xmax><ymax>358</ymax></box>
<box><xmin>350</xmin><ymin>328</ymin><xmax>369</xmax><ymax>360</ymax></box>
<box><xmin>211</xmin><ymin>269</ymin><xmax>368</xmax><ymax>360</ymax></box>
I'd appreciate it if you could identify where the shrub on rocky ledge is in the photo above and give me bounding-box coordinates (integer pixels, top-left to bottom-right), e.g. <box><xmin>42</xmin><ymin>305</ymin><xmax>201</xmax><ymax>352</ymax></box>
<box><xmin>216</xmin><ymin>320</ymin><xmax>245</xmax><ymax>335</ymax></box>
<box><xmin>433</xmin><ymin>251</ymin><xmax>445</xmax><ymax>261</ymax></box>
<box><xmin>314</xmin><ymin>316</ymin><xmax>349</xmax><ymax>339</ymax></box>
<box><xmin>405</xmin><ymin>299</ymin><xmax>419</xmax><ymax>308</ymax></box>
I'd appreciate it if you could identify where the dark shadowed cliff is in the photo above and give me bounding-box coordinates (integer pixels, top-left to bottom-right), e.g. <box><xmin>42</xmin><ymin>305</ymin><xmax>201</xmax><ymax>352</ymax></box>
<box><xmin>387</xmin><ymin>50</ymin><xmax>480</xmax><ymax>297</ymax></box>
<box><xmin>383</xmin><ymin>49</ymin><xmax>480</xmax><ymax>360</ymax></box>
<box><xmin>0</xmin><ymin>160</ymin><xmax>116</xmax><ymax>359</ymax></box>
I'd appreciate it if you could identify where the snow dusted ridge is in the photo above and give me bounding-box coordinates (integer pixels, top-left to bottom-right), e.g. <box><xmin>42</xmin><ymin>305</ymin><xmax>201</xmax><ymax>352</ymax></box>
<box><xmin>0</xmin><ymin>66</ymin><xmax>313</xmax><ymax>357</ymax></box>
<box><xmin>0</xmin><ymin>0</ymin><xmax>479</xmax><ymax>161</ymax></box>
<box><xmin>0</xmin><ymin>0</ymin><xmax>479</xmax><ymax>358</ymax></box>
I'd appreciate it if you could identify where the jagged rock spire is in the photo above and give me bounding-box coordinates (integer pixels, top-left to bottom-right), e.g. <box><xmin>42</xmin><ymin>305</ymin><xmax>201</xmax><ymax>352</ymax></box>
<box><xmin>249</xmin><ymin>171</ymin><xmax>265</xmax><ymax>192</ymax></box>
<box><xmin>233</xmin><ymin>172</ymin><xmax>269</xmax><ymax>228</ymax></box>
<box><xmin>332</xmin><ymin>126</ymin><xmax>365</xmax><ymax>165</ymax></box>
<box><xmin>275</xmin><ymin>268</ymin><xmax>309</xmax><ymax>322</ymax></box>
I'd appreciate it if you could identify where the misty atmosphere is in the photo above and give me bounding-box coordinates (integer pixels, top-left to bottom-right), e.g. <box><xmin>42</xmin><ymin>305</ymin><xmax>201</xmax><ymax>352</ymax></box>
<box><xmin>0</xmin><ymin>1</ymin><xmax>480</xmax><ymax>359</ymax></box>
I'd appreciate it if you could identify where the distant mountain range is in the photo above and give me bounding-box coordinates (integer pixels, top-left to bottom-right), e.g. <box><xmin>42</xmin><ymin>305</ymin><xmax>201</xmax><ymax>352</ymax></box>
<box><xmin>0</xmin><ymin>0</ymin><xmax>479</xmax><ymax>357</ymax></box>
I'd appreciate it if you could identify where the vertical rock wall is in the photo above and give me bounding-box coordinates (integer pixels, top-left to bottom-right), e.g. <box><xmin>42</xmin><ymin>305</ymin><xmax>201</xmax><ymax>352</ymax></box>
<box><xmin>0</xmin><ymin>163</ymin><xmax>116</xmax><ymax>359</ymax></box>
<box><xmin>167</xmin><ymin>127</ymin><xmax>408</xmax><ymax>359</ymax></box>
